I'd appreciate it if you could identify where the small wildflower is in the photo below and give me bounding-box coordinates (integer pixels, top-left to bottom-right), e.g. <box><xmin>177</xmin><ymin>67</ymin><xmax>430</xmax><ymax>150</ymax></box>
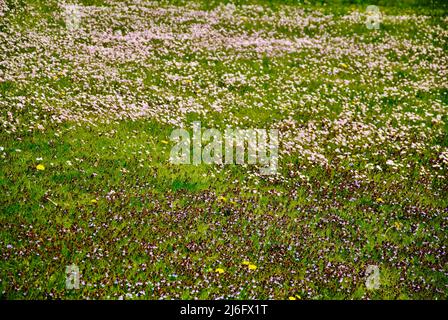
<box><xmin>90</xmin><ymin>199</ymin><xmax>97</xmax><ymax>204</ymax></box>
<box><xmin>376</xmin><ymin>197</ymin><xmax>384</xmax><ymax>203</ymax></box>
<box><xmin>248</xmin><ymin>264</ymin><xmax>257</xmax><ymax>271</ymax></box>
<box><xmin>215</xmin><ymin>268</ymin><xmax>225</xmax><ymax>274</ymax></box>
<box><xmin>386</xmin><ymin>160</ymin><xmax>396</xmax><ymax>166</ymax></box>
<box><xmin>288</xmin><ymin>296</ymin><xmax>297</xmax><ymax>300</ymax></box>
<box><xmin>36</xmin><ymin>164</ymin><xmax>45</xmax><ymax>171</ymax></box>
<box><xmin>242</xmin><ymin>260</ymin><xmax>250</xmax><ymax>265</ymax></box>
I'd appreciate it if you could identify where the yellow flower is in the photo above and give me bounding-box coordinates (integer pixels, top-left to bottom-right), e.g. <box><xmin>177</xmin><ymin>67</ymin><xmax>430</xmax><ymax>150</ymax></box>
<box><xmin>36</xmin><ymin>164</ymin><xmax>45</xmax><ymax>171</ymax></box>
<box><xmin>242</xmin><ymin>260</ymin><xmax>250</xmax><ymax>265</ymax></box>
<box><xmin>288</xmin><ymin>296</ymin><xmax>296</xmax><ymax>300</ymax></box>
<box><xmin>376</xmin><ymin>197</ymin><xmax>384</xmax><ymax>203</ymax></box>
<box><xmin>215</xmin><ymin>268</ymin><xmax>225</xmax><ymax>274</ymax></box>
<box><xmin>90</xmin><ymin>199</ymin><xmax>97</xmax><ymax>204</ymax></box>
<box><xmin>161</xmin><ymin>140</ymin><xmax>169</xmax><ymax>145</ymax></box>
<box><xmin>394</xmin><ymin>221</ymin><xmax>402</xmax><ymax>230</ymax></box>
<box><xmin>218</xmin><ymin>196</ymin><xmax>227</xmax><ymax>202</ymax></box>
<box><xmin>248</xmin><ymin>264</ymin><xmax>257</xmax><ymax>271</ymax></box>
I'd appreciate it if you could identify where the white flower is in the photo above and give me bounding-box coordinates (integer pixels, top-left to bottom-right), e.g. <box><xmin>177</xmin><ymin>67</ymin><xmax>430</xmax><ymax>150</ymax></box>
<box><xmin>386</xmin><ymin>160</ymin><xmax>396</xmax><ymax>166</ymax></box>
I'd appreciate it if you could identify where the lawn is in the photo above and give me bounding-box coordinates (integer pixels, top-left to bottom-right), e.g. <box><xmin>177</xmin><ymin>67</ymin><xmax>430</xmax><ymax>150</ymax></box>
<box><xmin>0</xmin><ymin>0</ymin><xmax>447</xmax><ymax>299</ymax></box>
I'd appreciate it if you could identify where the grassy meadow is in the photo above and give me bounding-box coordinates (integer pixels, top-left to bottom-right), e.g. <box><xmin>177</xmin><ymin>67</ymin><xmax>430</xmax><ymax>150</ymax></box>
<box><xmin>0</xmin><ymin>0</ymin><xmax>447</xmax><ymax>299</ymax></box>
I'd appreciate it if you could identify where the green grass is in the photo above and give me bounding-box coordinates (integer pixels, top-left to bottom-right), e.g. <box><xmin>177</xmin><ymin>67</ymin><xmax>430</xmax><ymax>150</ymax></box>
<box><xmin>0</xmin><ymin>0</ymin><xmax>447</xmax><ymax>299</ymax></box>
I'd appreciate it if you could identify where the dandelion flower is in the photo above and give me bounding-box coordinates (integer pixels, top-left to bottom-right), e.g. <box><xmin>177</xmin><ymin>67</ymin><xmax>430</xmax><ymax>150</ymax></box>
<box><xmin>215</xmin><ymin>268</ymin><xmax>225</xmax><ymax>274</ymax></box>
<box><xmin>36</xmin><ymin>164</ymin><xmax>45</xmax><ymax>171</ymax></box>
<box><xmin>242</xmin><ymin>260</ymin><xmax>250</xmax><ymax>265</ymax></box>
<box><xmin>288</xmin><ymin>296</ymin><xmax>296</xmax><ymax>300</ymax></box>
<box><xmin>248</xmin><ymin>264</ymin><xmax>257</xmax><ymax>271</ymax></box>
<box><xmin>90</xmin><ymin>199</ymin><xmax>97</xmax><ymax>204</ymax></box>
